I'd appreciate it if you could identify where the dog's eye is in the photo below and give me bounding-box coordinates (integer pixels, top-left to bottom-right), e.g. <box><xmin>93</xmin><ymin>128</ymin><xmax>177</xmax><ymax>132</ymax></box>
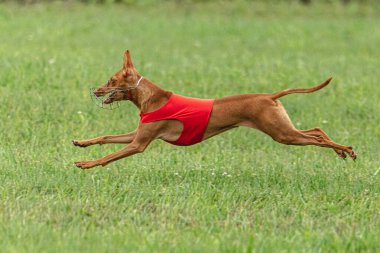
<box><xmin>109</xmin><ymin>79</ymin><xmax>118</xmax><ymax>86</ymax></box>
<box><xmin>107</xmin><ymin>79</ymin><xmax>115</xmax><ymax>86</ymax></box>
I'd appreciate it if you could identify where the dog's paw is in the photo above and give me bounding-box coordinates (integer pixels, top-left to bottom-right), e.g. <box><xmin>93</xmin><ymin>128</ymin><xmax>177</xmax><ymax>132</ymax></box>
<box><xmin>75</xmin><ymin>160</ymin><xmax>98</xmax><ymax>169</ymax></box>
<box><xmin>349</xmin><ymin>148</ymin><xmax>357</xmax><ymax>161</ymax></box>
<box><xmin>336</xmin><ymin>150</ymin><xmax>347</xmax><ymax>160</ymax></box>
<box><xmin>72</xmin><ymin>140</ymin><xmax>88</xmax><ymax>148</ymax></box>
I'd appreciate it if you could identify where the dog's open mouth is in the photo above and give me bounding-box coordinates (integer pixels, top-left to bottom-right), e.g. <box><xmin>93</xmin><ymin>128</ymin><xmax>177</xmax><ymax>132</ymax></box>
<box><xmin>90</xmin><ymin>89</ymin><xmax>120</xmax><ymax>110</ymax></box>
<box><xmin>103</xmin><ymin>91</ymin><xmax>116</xmax><ymax>104</ymax></box>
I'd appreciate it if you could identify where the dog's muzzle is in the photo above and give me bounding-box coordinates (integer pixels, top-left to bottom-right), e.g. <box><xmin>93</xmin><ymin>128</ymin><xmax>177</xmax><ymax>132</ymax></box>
<box><xmin>90</xmin><ymin>88</ymin><xmax>120</xmax><ymax>110</ymax></box>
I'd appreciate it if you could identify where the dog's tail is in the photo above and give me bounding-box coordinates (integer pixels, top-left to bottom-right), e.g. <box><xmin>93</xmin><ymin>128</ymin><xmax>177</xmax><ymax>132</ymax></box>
<box><xmin>270</xmin><ymin>77</ymin><xmax>332</xmax><ymax>100</ymax></box>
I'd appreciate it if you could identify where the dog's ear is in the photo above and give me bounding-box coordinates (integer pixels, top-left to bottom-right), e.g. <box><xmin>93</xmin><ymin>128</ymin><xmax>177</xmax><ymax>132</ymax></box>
<box><xmin>123</xmin><ymin>50</ymin><xmax>134</xmax><ymax>69</ymax></box>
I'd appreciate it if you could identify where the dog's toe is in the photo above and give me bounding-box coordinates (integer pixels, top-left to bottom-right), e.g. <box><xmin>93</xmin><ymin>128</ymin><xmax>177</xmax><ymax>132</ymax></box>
<box><xmin>73</xmin><ymin>140</ymin><xmax>87</xmax><ymax>147</ymax></box>
<box><xmin>351</xmin><ymin>151</ymin><xmax>357</xmax><ymax>161</ymax></box>
<box><xmin>347</xmin><ymin>146</ymin><xmax>357</xmax><ymax>161</ymax></box>
<box><xmin>75</xmin><ymin>161</ymin><xmax>85</xmax><ymax>169</ymax></box>
<box><xmin>334</xmin><ymin>149</ymin><xmax>346</xmax><ymax>159</ymax></box>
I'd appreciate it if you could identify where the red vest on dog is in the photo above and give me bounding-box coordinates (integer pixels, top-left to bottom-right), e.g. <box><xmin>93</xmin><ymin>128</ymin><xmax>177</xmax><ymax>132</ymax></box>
<box><xmin>140</xmin><ymin>94</ymin><xmax>214</xmax><ymax>146</ymax></box>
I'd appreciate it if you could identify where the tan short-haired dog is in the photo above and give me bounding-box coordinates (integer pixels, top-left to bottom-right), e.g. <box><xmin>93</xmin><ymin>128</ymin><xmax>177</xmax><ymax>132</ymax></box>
<box><xmin>73</xmin><ymin>51</ymin><xmax>356</xmax><ymax>169</ymax></box>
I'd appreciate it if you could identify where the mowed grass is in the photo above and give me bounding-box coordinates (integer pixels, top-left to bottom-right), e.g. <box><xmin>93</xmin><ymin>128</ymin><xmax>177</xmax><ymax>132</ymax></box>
<box><xmin>0</xmin><ymin>2</ymin><xmax>379</xmax><ymax>252</ymax></box>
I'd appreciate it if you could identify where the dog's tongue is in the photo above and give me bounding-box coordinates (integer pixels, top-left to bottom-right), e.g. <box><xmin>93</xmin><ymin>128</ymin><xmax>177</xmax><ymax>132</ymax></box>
<box><xmin>104</xmin><ymin>97</ymin><xmax>112</xmax><ymax>104</ymax></box>
<box><xmin>103</xmin><ymin>92</ymin><xmax>115</xmax><ymax>104</ymax></box>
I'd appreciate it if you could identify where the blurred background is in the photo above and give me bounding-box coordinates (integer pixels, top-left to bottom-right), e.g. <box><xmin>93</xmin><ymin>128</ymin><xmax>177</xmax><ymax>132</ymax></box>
<box><xmin>0</xmin><ymin>1</ymin><xmax>379</xmax><ymax>252</ymax></box>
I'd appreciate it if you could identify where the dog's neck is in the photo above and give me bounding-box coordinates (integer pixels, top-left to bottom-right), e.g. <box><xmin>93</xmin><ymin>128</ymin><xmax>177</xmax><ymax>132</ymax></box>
<box><xmin>128</xmin><ymin>78</ymin><xmax>172</xmax><ymax>113</ymax></box>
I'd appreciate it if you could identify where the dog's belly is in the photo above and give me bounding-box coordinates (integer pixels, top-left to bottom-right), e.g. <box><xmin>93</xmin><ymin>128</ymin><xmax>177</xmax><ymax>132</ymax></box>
<box><xmin>236</xmin><ymin>121</ymin><xmax>258</xmax><ymax>128</ymax></box>
<box><xmin>158</xmin><ymin>119</ymin><xmax>184</xmax><ymax>142</ymax></box>
<box><xmin>202</xmin><ymin>94</ymin><xmax>275</xmax><ymax>140</ymax></box>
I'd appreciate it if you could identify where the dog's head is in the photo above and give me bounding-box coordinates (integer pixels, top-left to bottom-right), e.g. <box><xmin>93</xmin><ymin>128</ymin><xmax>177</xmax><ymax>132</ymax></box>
<box><xmin>92</xmin><ymin>50</ymin><xmax>141</xmax><ymax>104</ymax></box>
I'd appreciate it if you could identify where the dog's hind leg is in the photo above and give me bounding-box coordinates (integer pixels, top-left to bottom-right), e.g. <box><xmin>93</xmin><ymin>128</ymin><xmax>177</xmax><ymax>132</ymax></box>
<box><xmin>73</xmin><ymin>130</ymin><xmax>137</xmax><ymax>147</ymax></box>
<box><xmin>270</xmin><ymin>128</ymin><xmax>356</xmax><ymax>160</ymax></box>
<box><xmin>300</xmin><ymin>128</ymin><xmax>348</xmax><ymax>159</ymax></box>
<box><xmin>251</xmin><ymin>102</ymin><xmax>356</xmax><ymax>160</ymax></box>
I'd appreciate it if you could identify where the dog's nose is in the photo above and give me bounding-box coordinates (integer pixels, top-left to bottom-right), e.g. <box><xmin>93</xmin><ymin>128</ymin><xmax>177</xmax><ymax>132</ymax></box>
<box><xmin>93</xmin><ymin>89</ymin><xmax>103</xmax><ymax>97</ymax></box>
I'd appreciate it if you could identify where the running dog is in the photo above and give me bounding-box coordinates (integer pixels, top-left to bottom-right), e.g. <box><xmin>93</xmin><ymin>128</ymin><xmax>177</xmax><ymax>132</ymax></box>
<box><xmin>73</xmin><ymin>50</ymin><xmax>356</xmax><ymax>169</ymax></box>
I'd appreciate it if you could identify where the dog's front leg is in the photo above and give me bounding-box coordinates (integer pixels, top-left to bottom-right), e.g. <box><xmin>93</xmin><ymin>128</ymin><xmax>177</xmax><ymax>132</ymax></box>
<box><xmin>74</xmin><ymin>123</ymin><xmax>160</xmax><ymax>169</ymax></box>
<box><xmin>73</xmin><ymin>130</ymin><xmax>137</xmax><ymax>147</ymax></box>
<box><xmin>75</xmin><ymin>142</ymin><xmax>146</xmax><ymax>169</ymax></box>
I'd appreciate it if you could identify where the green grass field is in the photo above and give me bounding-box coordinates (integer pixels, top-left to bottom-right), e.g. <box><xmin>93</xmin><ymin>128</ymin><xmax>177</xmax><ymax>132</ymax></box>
<box><xmin>0</xmin><ymin>2</ymin><xmax>379</xmax><ymax>252</ymax></box>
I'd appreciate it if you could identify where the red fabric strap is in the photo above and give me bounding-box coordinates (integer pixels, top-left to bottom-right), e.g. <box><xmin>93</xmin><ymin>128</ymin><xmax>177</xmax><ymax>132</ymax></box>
<box><xmin>140</xmin><ymin>94</ymin><xmax>214</xmax><ymax>146</ymax></box>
